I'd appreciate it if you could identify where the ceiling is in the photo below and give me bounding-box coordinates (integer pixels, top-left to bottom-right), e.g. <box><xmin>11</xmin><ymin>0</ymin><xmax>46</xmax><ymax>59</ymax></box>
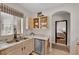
<box><xmin>19</xmin><ymin>3</ymin><xmax>64</xmax><ymax>13</ymax></box>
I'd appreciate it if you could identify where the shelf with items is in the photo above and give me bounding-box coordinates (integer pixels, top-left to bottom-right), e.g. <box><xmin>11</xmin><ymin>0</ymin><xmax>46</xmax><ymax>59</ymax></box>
<box><xmin>40</xmin><ymin>16</ymin><xmax>48</xmax><ymax>29</ymax></box>
<box><xmin>33</xmin><ymin>16</ymin><xmax>48</xmax><ymax>29</ymax></box>
<box><xmin>33</xmin><ymin>18</ymin><xmax>39</xmax><ymax>28</ymax></box>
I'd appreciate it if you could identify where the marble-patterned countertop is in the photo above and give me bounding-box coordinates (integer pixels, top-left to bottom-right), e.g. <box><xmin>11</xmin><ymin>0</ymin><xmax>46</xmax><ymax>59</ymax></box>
<box><xmin>0</xmin><ymin>34</ymin><xmax>49</xmax><ymax>51</ymax></box>
<box><xmin>0</xmin><ymin>39</ymin><xmax>30</xmax><ymax>51</ymax></box>
<box><xmin>25</xmin><ymin>34</ymin><xmax>49</xmax><ymax>40</ymax></box>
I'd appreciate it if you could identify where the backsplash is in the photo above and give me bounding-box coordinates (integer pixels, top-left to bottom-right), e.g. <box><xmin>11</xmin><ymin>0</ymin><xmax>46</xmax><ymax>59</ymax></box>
<box><xmin>32</xmin><ymin>29</ymin><xmax>49</xmax><ymax>36</ymax></box>
<box><xmin>0</xmin><ymin>29</ymin><xmax>49</xmax><ymax>42</ymax></box>
<box><xmin>24</xmin><ymin>29</ymin><xmax>49</xmax><ymax>37</ymax></box>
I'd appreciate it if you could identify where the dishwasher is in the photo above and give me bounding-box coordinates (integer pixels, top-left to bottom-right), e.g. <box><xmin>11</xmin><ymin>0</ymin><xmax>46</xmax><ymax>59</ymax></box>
<box><xmin>34</xmin><ymin>38</ymin><xmax>45</xmax><ymax>55</ymax></box>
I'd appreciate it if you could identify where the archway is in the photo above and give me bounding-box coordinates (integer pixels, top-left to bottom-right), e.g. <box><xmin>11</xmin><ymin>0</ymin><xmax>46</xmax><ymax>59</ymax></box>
<box><xmin>51</xmin><ymin>11</ymin><xmax>70</xmax><ymax>54</ymax></box>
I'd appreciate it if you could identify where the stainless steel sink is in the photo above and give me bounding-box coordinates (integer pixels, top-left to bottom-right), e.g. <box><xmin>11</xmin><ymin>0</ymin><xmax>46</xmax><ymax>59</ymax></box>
<box><xmin>0</xmin><ymin>42</ymin><xmax>9</xmax><ymax>48</ymax></box>
<box><xmin>6</xmin><ymin>37</ymin><xmax>28</xmax><ymax>44</ymax></box>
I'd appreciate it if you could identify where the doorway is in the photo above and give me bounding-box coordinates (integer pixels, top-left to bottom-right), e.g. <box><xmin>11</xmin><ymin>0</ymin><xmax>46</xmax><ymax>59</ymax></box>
<box><xmin>55</xmin><ymin>20</ymin><xmax>67</xmax><ymax>45</ymax></box>
<box><xmin>50</xmin><ymin>11</ymin><xmax>70</xmax><ymax>54</ymax></box>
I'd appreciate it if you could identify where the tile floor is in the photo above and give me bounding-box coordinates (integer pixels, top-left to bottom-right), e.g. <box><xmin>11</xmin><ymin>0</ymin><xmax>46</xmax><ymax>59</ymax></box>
<box><xmin>48</xmin><ymin>43</ymin><xmax>69</xmax><ymax>55</ymax></box>
<box><xmin>31</xmin><ymin>43</ymin><xmax>69</xmax><ymax>55</ymax></box>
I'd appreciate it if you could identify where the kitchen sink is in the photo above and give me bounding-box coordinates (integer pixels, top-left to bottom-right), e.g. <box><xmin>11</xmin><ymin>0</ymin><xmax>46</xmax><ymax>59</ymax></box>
<box><xmin>0</xmin><ymin>42</ymin><xmax>9</xmax><ymax>48</ymax></box>
<box><xmin>6</xmin><ymin>37</ymin><xmax>28</xmax><ymax>44</ymax></box>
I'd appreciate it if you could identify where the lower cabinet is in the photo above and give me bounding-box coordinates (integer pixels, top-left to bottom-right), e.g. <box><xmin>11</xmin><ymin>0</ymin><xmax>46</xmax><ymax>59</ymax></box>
<box><xmin>0</xmin><ymin>43</ymin><xmax>23</xmax><ymax>55</ymax></box>
<box><xmin>0</xmin><ymin>38</ymin><xmax>48</xmax><ymax>55</ymax></box>
<box><xmin>23</xmin><ymin>39</ymin><xmax>34</xmax><ymax>55</ymax></box>
<box><xmin>76</xmin><ymin>44</ymin><xmax>79</xmax><ymax>55</ymax></box>
<box><xmin>0</xmin><ymin>39</ymin><xmax>34</xmax><ymax>55</ymax></box>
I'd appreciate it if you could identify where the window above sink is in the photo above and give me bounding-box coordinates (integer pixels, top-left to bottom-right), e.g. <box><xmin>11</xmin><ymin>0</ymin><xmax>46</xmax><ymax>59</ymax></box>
<box><xmin>0</xmin><ymin>12</ymin><xmax>24</xmax><ymax>36</ymax></box>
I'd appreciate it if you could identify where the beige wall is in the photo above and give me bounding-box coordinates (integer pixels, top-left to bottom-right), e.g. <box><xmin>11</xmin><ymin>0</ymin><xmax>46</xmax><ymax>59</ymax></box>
<box><xmin>7</xmin><ymin>3</ymin><xmax>79</xmax><ymax>55</ymax></box>
<box><xmin>41</xmin><ymin>4</ymin><xmax>79</xmax><ymax>54</ymax></box>
<box><xmin>0</xmin><ymin>3</ymin><xmax>79</xmax><ymax>54</ymax></box>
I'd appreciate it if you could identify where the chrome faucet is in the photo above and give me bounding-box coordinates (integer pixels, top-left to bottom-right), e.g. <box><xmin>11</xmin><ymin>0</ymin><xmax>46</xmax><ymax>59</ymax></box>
<box><xmin>30</xmin><ymin>32</ymin><xmax>35</xmax><ymax>36</ymax></box>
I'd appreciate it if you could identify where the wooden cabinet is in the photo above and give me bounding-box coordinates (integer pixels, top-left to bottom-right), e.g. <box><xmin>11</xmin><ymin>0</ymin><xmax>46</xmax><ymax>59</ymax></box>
<box><xmin>40</xmin><ymin>16</ymin><xmax>48</xmax><ymax>29</ymax></box>
<box><xmin>28</xmin><ymin>17</ymin><xmax>34</xmax><ymax>29</ymax></box>
<box><xmin>0</xmin><ymin>43</ymin><xmax>23</xmax><ymax>55</ymax></box>
<box><xmin>33</xmin><ymin>16</ymin><xmax>48</xmax><ymax>29</ymax></box>
<box><xmin>33</xmin><ymin>18</ymin><xmax>39</xmax><ymax>28</ymax></box>
<box><xmin>23</xmin><ymin>39</ymin><xmax>34</xmax><ymax>55</ymax></box>
<box><xmin>0</xmin><ymin>39</ymin><xmax>34</xmax><ymax>55</ymax></box>
<box><xmin>28</xmin><ymin>16</ymin><xmax>48</xmax><ymax>29</ymax></box>
<box><xmin>76</xmin><ymin>44</ymin><xmax>79</xmax><ymax>55</ymax></box>
<box><xmin>0</xmin><ymin>38</ymin><xmax>48</xmax><ymax>55</ymax></box>
<box><xmin>7</xmin><ymin>43</ymin><xmax>23</xmax><ymax>55</ymax></box>
<box><xmin>44</xmin><ymin>39</ymin><xmax>49</xmax><ymax>55</ymax></box>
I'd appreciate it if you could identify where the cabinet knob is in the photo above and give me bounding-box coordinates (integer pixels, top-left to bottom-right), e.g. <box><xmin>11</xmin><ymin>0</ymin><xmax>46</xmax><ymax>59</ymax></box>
<box><xmin>21</xmin><ymin>48</ymin><xmax>23</xmax><ymax>51</ymax></box>
<box><xmin>24</xmin><ymin>47</ymin><xmax>26</xmax><ymax>49</ymax></box>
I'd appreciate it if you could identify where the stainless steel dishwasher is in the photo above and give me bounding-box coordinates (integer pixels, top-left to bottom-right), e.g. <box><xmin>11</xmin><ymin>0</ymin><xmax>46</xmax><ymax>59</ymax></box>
<box><xmin>34</xmin><ymin>38</ymin><xmax>45</xmax><ymax>55</ymax></box>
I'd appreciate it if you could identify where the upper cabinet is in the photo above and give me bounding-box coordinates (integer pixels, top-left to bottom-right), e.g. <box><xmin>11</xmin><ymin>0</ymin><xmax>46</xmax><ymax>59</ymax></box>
<box><xmin>33</xmin><ymin>18</ymin><xmax>39</xmax><ymax>28</ymax></box>
<box><xmin>28</xmin><ymin>16</ymin><xmax>48</xmax><ymax>29</ymax></box>
<box><xmin>40</xmin><ymin>16</ymin><xmax>48</xmax><ymax>29</ymax></box>
<box><xmin>33</xmin><ymin>16</ymin><xmax>48</xmax><ymax>29</ymax></box>
<box><xmin>28</xmin><ymin>17</ymin><xmax>34</xmax><ymax>30</ymax></box>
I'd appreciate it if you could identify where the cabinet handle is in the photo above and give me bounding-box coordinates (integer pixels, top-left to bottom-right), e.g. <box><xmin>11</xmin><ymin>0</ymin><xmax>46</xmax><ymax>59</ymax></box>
<box><xmin>21</xmin><ymin>48</ymin><xmax>23</xmax><ymax>51</ymax></box>
<box><xmin>24</xmin><ymin>47</ymin><xmax>26</xmax><ymax>49</ymax></box>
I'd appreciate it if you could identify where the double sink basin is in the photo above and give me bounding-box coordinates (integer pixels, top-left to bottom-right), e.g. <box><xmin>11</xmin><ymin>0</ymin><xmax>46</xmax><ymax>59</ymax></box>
<box><xmin>0</xmin><ymin>37</ymin><xmax>28</xmax><ymax>49</ymax></box>
<box><xmin>0</xmin><ymin>34</ymin><xmax>48</xmax><ymax>49</ymax></box>
<box><xmin>0</xmin><ymin>42</ymin><xmax>9</xmax><ymax>48</ymax></box>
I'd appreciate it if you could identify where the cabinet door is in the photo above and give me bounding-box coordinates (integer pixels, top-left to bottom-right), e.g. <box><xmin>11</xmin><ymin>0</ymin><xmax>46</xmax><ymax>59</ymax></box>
<box><xmin>76</xmin><ymin>45</ymin><xmax>79</xmax><ymax>55</ymax></box>
<box><xmin>40</xmin><ymin>16</ymin><xmax>48</xmax><ymax>29</ymax></box>
<box><xmin>28</xmin><ymin>17</ymin><xmax>34</xmax><ymax>29</ymax></box>
<box><xmin>0</xmin><ymin>43</ymin><xmax>23</xmax><ymax>55</ymax></box>
<box><xmin>23</xmin><ymin>39</ymin><xmax>34</xmax><ymax>55</ymax></box>
<box><xmin>28</xmin><ymin>39</ymin><xmax>34</xmax><ymax>52</ymax></box>
<box><xmin>7</xmin><ymin>48</ymin><xmax>22</xmax><ymax>55</ymax></box>
<box><xmin>33</xmin><ymin>18</ymin><xmax>39</xmax><ymax>28</ymax></box>
<box><xmin>22</xmin><ymin>40</ymin><xmax>29</xmax><ymax>55</ymax></box>
<box><xmin>8</xmin><ymin>43</ymin><xmax>23</xmax><ymax>55</ymax></box>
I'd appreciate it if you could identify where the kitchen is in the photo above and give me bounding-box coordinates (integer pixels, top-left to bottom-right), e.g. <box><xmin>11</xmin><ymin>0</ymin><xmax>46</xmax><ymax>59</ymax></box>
<box><xmin>1</xmin><ymin>3</ymin><xmax>79</xmax><ymax>55</ymax></box>
<box><xmin>0</xmin><ymin>3</ymin><xmax>49</xmax><ymax>55</ymax></box>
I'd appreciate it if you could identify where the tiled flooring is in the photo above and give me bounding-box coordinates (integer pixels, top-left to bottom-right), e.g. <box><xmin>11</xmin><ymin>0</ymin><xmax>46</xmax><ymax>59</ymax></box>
<box><xmin>57</xmin><ymin>38</ymin><xmax>66</xmax><ymax>44</ymax></box>
<box><xmin>31</xmin><ymin>43</ymin><xmax>69</xmax><ymax>55</ymax></box>
<box><xmin>48</xmin><ymin>43</ymin><xmax>69</xmax><ymax>55</ymax></box>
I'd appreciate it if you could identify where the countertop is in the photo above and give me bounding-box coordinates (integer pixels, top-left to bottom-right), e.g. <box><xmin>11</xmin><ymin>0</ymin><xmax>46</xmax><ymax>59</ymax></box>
<box><xmin>0</xmin><ymin>34</ymin><xmax>49</xmax><ymax>51</ymax></box>
<box><xmin>0</xmin><ymin>39</ymin><xmax>30</xmax><ymax>51</ymax></box>
<box><xmin>25</xmin><ymin>34</ymin><xmax>49</xmax><ymax>40</ymax></box>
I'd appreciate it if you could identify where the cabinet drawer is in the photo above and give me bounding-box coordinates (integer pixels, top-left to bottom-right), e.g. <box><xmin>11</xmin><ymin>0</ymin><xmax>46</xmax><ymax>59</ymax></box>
<box><xmin>0</xmin><ymin>39</ymin><xmax>34</xmax><ymax>55</ymax></box>
<box><xmin>23</xmin><ymin>39</ymin><xmax>34</xmax><ymax>55</ymax></box>
<box><xmin>0</xmin><ymin>46</ymin><xmax>16</xmax><ymax>55</ymax></box>
<box><xmin>7</xmin><ymin>47</ymin><xmax>22</xmax><ymax>55</ymax></box>
<box><xmin>76</xmin><ymin>45</ymin><xmax>79</xmax><ymax>55</ymax></box>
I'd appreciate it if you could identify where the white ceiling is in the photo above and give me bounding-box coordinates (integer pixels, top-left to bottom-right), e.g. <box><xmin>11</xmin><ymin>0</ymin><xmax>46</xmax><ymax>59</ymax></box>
<box><xmin>19</xmin><ymin>3</ymin><xmax>64</xmax><ymax>13</ymax></box>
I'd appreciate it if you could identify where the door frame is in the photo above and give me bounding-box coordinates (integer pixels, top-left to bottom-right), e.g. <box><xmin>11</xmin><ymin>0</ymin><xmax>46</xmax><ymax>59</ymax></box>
<box><xmin>55</xmin><ymin>20</ymin><xmax>67</xmax><ymax>45</ymax></box>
